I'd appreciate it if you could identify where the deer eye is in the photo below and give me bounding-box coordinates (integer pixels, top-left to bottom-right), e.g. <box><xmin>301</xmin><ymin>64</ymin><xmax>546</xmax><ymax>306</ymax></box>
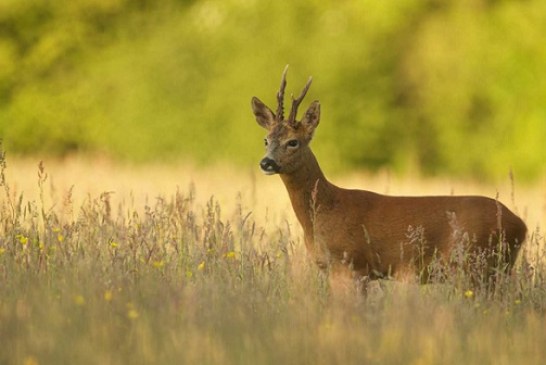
<box><xmin>264</xmin><ymin>139</ymin><xmax>269</xmax><ymax>147</ymax></box>
<box><xmin>287</xmin><ymin>139</ymin><xmax>299</xmax><ymax>148</ymax></box>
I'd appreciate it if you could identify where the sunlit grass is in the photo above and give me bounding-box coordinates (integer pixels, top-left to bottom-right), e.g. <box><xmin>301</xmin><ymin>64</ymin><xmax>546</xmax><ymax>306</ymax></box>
<box><xmin>1</xmin><ymin>156</ymin><xmax>545</xmax><ymax>364</ymax></box>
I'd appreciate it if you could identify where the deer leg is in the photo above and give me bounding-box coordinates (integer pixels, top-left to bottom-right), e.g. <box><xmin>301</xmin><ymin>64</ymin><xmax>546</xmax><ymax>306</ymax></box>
<box><xmin>327</xmin><ymin>260</ymin><xmax>372</xmax><ymax>305</ymax></box>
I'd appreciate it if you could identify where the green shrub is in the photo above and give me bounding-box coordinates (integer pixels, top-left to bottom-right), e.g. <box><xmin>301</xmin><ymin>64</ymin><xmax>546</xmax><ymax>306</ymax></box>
<box><xmin>1</xmin><ymin>0</ymin><xmax>545</xmax><ymax>180</ymax></box>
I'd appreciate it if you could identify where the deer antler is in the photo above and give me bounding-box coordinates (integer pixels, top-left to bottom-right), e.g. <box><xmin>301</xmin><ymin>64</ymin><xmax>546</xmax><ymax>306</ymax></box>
<box><xmin>276</xmin><ymin>65</ymin><xmax>289</xmax><ymax>122</ymax></box>
<box><xmin>288</xmin><ymin>76</ymin><xmax>313</xmax><ymax>126</ymax></box>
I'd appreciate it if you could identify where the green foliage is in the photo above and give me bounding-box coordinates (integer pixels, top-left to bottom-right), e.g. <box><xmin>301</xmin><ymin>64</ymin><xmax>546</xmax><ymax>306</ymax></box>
<box><xmin>1</xmin><ymin>0</ymin><xmax>545</xmax><ymax>180</ymax></box>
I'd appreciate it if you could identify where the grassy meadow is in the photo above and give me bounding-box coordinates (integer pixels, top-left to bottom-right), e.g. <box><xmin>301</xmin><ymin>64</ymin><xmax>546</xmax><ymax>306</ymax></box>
<box><xmin>1</xmin><ymin>156</ymin><xmax>545</xmax><ymax>365</ymax></box>
<box><xmin>2</xmin><ymin>1</ymin><xmax>546</xmax><ymax>363</ymax></box>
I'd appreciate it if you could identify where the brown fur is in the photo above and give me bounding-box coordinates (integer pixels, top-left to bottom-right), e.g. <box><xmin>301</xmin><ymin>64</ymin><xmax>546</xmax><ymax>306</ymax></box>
<box><xmin>251</xmin><ymin>70</ymin><xmax>527</xmax><ymax>287</ymax></box>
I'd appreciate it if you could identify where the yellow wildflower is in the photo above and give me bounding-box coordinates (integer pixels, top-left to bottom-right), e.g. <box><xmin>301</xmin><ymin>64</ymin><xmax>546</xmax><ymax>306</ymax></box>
<box><xmin>225</xmin><ymin>251</ymin><xmax>236</xmax><ymax>259</ymax></box>
<box><xmin>23</xmin><ymin>356</ymin><xmax>39</xmax><ymax>365</ymax></box>
<box><xmin>464</xmin><ymin>290</ymin><xmax>474</xmax><ymax>299</ymax></box>
<box><xmin>104</xmin><ymin>290</ymin><xmax>113</xmax><ymax>302</ymax></box>
<box><xmin>126</xmin><ymin>303</ymin><xmax>139</xmax><ymax>319</ymax></box>
<box><xmin>153</xmin><ymin>260</ymin><xmax>165</xmax><ymax>269</ymax></box>
<box><xmin>17</xmin><ymin>234</ymin><xmax>29</xmax><ymax>246</ymax></box>
<box><xmin>127</xmin><ymin>309</ymin><xmax>139</xmax><ymax>319</ymax></box>
<box><xmin>74</xmin><ymin>295</ymin><xmax>85</xmax><ymax>306</ymax></box>
<box><xmin>197</xmin><ymin>261</ymin><xmax>205</xmax><ymax>271</ymax></box>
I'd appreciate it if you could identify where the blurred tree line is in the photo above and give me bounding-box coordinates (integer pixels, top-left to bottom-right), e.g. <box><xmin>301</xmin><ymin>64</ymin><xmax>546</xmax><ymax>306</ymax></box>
<box><xmin>0</xmin><ymin>0</ymin><xmax>545</xmax><ymax>181</ymax></box>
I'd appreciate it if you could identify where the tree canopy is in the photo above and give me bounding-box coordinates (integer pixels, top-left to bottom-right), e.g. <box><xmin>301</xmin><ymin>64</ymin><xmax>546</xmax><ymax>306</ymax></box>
<box><xmin>1</xmin><ymin>0</ymin><xmax>545</xmax><ymax>181</ymax></box>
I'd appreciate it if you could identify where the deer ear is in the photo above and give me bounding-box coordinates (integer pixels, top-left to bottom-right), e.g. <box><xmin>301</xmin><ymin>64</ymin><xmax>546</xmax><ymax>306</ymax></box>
<box><xmin>301</xmin><ymin>101</ymin><xmax>320</xmax><ymax>138</ymax></box>
<box><xmin>251</xmin><ymin>97</ymin><xmax>276</xmax><ymax>129</ymax></box>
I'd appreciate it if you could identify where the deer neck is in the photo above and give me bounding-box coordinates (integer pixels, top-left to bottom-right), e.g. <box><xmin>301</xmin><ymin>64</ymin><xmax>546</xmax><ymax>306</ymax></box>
<box><xmin>280</xmin><ymin>148</ymin><xmax>336</xmax><ymax>235</ymax></box>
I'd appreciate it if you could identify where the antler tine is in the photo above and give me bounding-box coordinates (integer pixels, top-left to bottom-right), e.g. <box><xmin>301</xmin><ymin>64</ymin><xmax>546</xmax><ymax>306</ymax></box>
<box><xmin>276</xmin><ymin>65</ymin><xmax>289</xmax><ymax>122</ymax></box>
<box><xmin>288</xmin><ymin>76</ymin><xmax>313</xmax><ymax>124</ymax></box>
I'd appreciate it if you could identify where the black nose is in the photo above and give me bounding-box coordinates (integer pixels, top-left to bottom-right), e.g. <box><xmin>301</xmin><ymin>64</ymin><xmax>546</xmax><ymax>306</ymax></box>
<box><xmin>260</xmin><ymin>157</ymin><xmax>280</xmax><ymax>174</ymax></box>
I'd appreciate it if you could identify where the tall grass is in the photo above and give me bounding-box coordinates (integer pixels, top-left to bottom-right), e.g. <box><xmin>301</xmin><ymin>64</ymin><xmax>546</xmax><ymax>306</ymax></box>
<box><xmin>1</xmin><ymin>155</ymin><xmax>546</xmax><ymax>364</ymax></box>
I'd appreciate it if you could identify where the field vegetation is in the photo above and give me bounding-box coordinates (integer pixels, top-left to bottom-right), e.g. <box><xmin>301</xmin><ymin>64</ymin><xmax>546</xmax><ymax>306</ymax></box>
<box><xmin>1</xmin><ymin>1</ymin><xmax>546</xmax><ymax>363</ymax></box>
<box><xmin>1</xmin><ymin>155</ymin><xmax>545</xmax><ymax>364</ymax></box>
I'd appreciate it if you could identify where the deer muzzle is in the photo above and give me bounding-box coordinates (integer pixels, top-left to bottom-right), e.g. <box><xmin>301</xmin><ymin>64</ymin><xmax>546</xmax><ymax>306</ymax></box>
<box><xmin>260</xmin><ymin>157</ymin><xmax>280</xmax><ymax>175</ymax></box>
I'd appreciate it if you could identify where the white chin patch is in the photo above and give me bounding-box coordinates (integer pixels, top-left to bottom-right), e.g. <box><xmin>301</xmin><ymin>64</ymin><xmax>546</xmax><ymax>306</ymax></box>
<box><xmin>262</xmin><ymin>170</ymin><xmax>277</xmax><ymax>175</ymax></box>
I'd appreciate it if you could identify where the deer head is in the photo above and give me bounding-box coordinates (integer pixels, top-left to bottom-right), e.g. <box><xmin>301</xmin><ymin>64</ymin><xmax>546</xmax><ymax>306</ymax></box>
<box><xmin>251</xmin><ymin>66</ymin><xmax>320</xmax><ymax>175</ymax></box>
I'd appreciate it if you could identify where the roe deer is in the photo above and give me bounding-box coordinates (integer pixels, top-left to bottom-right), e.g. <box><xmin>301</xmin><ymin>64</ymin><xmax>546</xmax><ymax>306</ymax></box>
<box><xmin>251</xmin><ymin>66</ymin><xmax>527</xmax><ymax>291</ymax></box>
